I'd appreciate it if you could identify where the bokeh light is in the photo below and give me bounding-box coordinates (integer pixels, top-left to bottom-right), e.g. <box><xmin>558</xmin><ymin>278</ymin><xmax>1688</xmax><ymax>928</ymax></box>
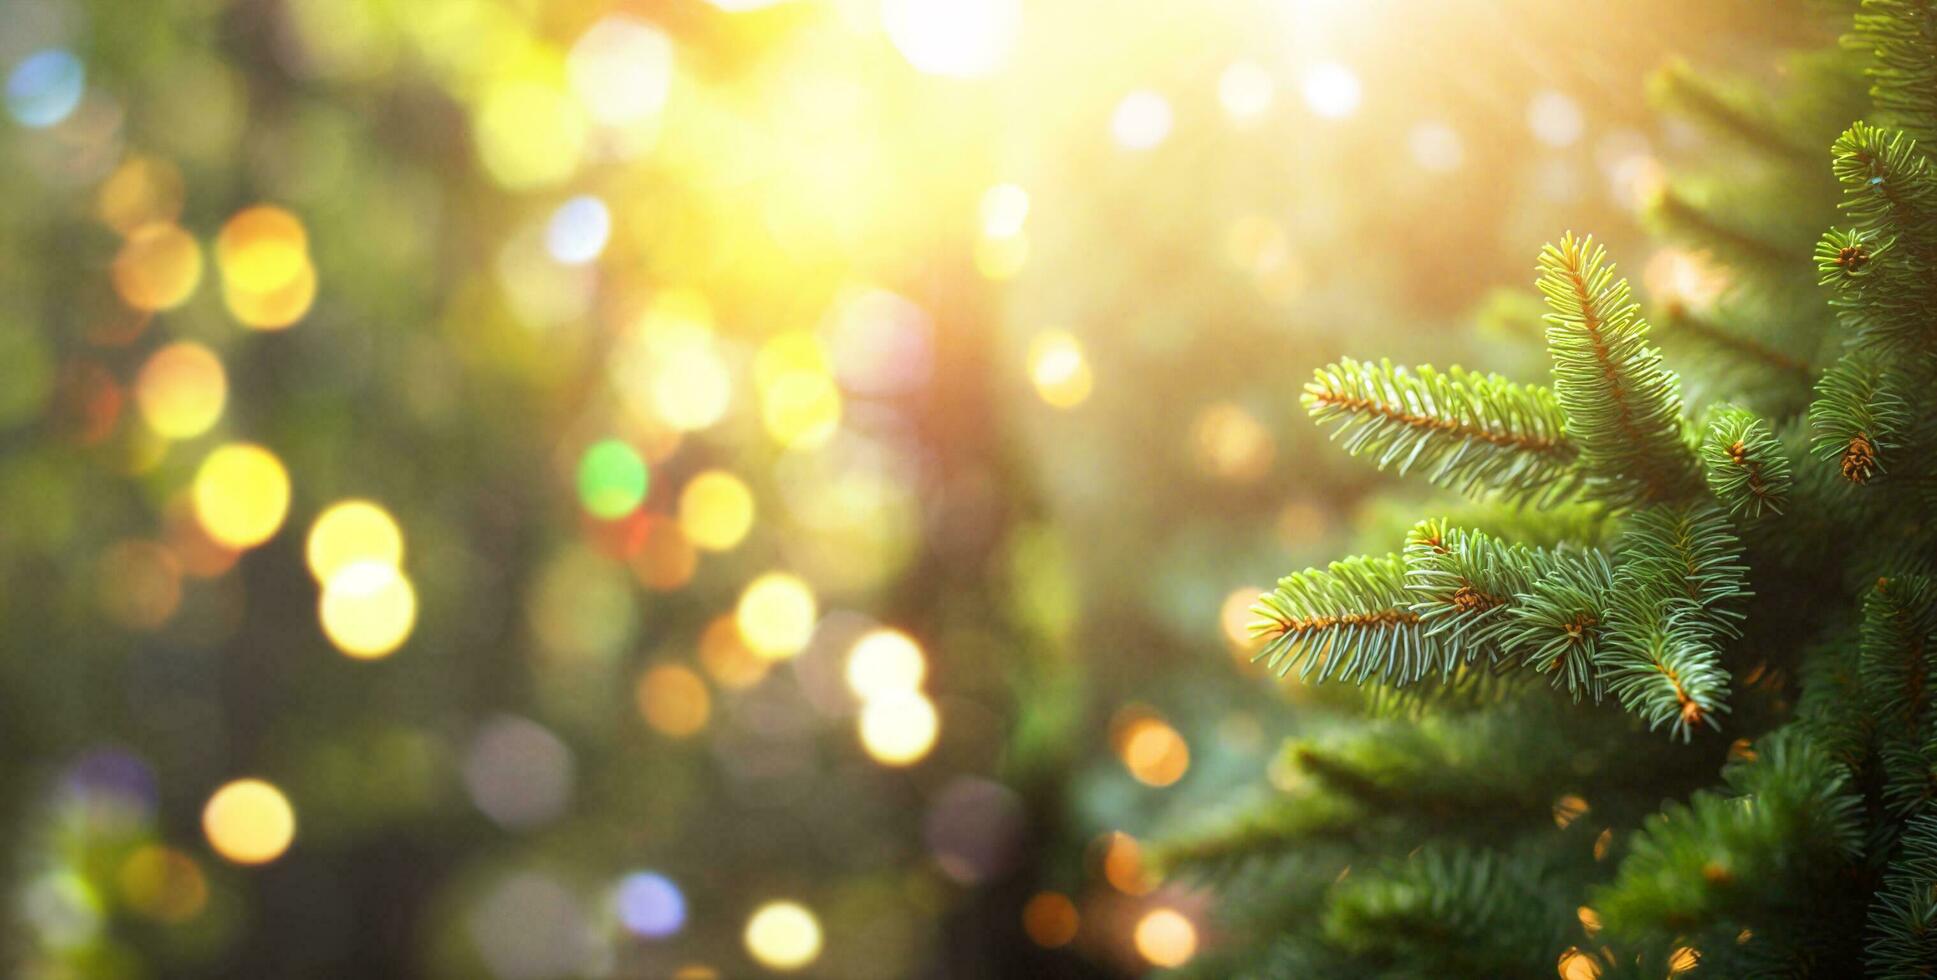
<box><xmin>202</xmin><ymin>779</ymin><xmax>296</xmax><ymax>865</ymax></box>
<box><xmin>845</xmin><ymin>629</ymin><xmax>927</xmax><ymax>700</ymax></box>
<box><xmin>1560</xmin><ymin>947</ymin><xmax>1604</xmax><ymax>980</ymax></box>
<box><xmin>701</xmin><ymin>614</ymin><xmax>772</xmax><ymax>689</ymax></box>
<box><xmin>118</xmin><ymin>846</ymin><xmax>208</xmax><ymax>924</ymax></box>
<box><xmin>97</xmin><ymin>540</ymin><xmax>183</xmax><ymax>631</ymax></box>
<box><xmin>217</xmin><ymin>205</ymin><xmax>317</xmax><ymax>330</ymax></box>
<box><xmin>1191</xmin><ymin>401</ymin><xmax>1275</xmax><ymax>482</ymax></box>
<box><xmin>636</xmin><ymin>663</ymin><xmax>711</xmax><ymax>737</ymax></box>
<box><xmin>217</xmin><ymin>205</ymin><xmax>308</xmax><ymax>294</ymax></box>
<box><xmin>1101</xmin><ymin>832</ymin><xmax>1155</xmax><ymax>896</ymax></box>
<box><xmin>979</xmin><ymin>183</ymin><xmax>1030</xmax><ymax>239</ymax></box>
<box><xmin>1302</xmin><ymin>62</ymin><xmax>1362</xmax><ymax>119</ymax></box>
<box><xmin>744</xmin><ymin>901</ymin><xmax>822</xmax><ymax>971</ymax></box>
<box><xmin>475</xmin><ymin>78</ymin><xmax>587</xmax><ymax>189</ymax></box>
<box><xmin>1529</xmin><ymin>89</ymin><xmax>1586</xmax><ymax>147</ymax></box>
<box><xmin>677</xmin><ymin>470</ymin><xmax>755</xmax><ymax>552</ymax></box>
<box><xmin>578</xmin><ymin>439</ymin><xmax>650</xmax><ymax>520</ymax></box>
<box><xmin>616</xmin><ymin>871</ymin><xmax>686</xmax><ymax>939</ymax></box>
<box><xmin>134</xmin><ymin>341</ymin><xmax>227</xmax><ymax>440</ymax></box>
<box><xmin>1026</xmin><ymin>331</ymin><xmax>1092</xmax><ymax>409</ymax></box>
<box><xmin>97</xmin><ymin>156</ymin><xmax>185</xmax><ymax>234</ymax></box>
<box><xmin>1219</xmin><ymin>61</ymin><xmax>1275</xmax><ymax>121</ymax></box>
<box><xmin>463</xmin><ymin>716</ymin><xmax>574</xmax><ymax>830</ymax></box>
<box><xmin>1118</xmin><ymin>716</ymin><xmax>1190</xmax><ymax>787</ymax></box>
<box><xmin>5</xmin><ymin>50</ymin><xmax>84</xmax><ymax>128</ymax></box>
<box><xmin>319</xmin><ymin>560</ymin><xmax>418</xmax><ymax>659</ymax></box>
<box><xmin>192</xmin><ymin>443</ymin><xmax>291</xmax><ymax>549</ymax></box>
<box><xmin>306</xmin><ymin>499</ymin><xmax>405</xmax><ymax>584</ymax></box>
<box><xmin>882</xmin><ymin>0</ymin><xmax>1020</xmax><ymax>79</ymax></box>
<box><xmin>1111</xmin><ymin>90</ymin><xmax>1173</xmax><ymax>150</ymax></box>
<box><xmin>736</xmin><ymin>573</ymin><xmax>818</xmax><ymax>660</ymax></box>
<box><xmin>759</xmin><ymin>368</ymin><xmax>842</xmax><ymax>451</ymax></box>
<box><xmin>619</xmin><ymin>298</ymin><xmax>734</xmax><ymax>433</ymax></box>
<box><xmin>546</xmin><ymin>195</ymin><xmax>611</xmax><ymax>265</ymax></box>
<box><xmin>1021</xmin><ymin>891</ymin><xmax>1078</xmax><ymax>948</ymax></box>
<box><xmin>1400</xmin><ymin>124</ymin><xmax>1459</xmax><ymax>177</ymax></box>
<box><xmin>568</xmin><ymin>16</ymin><xmax>674</xmax><ymax>128</ymax></box>
<box><xmin>858</xmin><ymin>690</ymin><xmax>940</xmax><ymax>766</ymax></box>
<box><xmin>112</xmin><ymin>224</ymin><xmax>203</xmax><ymax>312</ymax></box>
<box><xmin>1133</xmin><ymin>907</ymin><xmax>1197</xmax><ymax>968</ymax></box>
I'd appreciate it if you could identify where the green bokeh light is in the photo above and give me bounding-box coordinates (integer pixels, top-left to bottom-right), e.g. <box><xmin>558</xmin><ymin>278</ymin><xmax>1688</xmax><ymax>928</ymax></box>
<box><xmin>577</xmin><ymin>439</ymin><xmax>648</xmax><ymax>520</ymax></box>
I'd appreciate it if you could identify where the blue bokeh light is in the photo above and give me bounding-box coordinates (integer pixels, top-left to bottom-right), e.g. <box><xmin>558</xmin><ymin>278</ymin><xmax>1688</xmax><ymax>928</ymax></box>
<box><xmin>6</xmin><ymin>49</ymin><xmax>85</xmax><ymax>128</ymax></box>
<box><xmin>615</xmin><ymin>871</ymin><xmax>685</xmax><ymax>939</ymax></box>
<box><xmin>545</xmin><ymin>195</ymin><xmax>612</xmax><ymax>265</ymax></box>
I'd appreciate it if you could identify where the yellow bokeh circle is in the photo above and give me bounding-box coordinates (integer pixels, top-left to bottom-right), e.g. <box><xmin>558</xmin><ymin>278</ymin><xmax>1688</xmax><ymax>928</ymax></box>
<box><xmin>306</xmin><ymin>499</ymin><xmax>404</xmax><ymax>584</ymax></box>
<box><xmin>202</xmin><ymin>778</ymin><xmax>296</xmax><ymax>865</ymax></box>
<box><xmin>678</xmin><ymin>470</ymin><xmax>755</xmax><ymax>552</ymax></box>
<box><xmin>319</xmin><ymin>560</ymin><xmax>417</xmax><ymax>660</ymax></box>
<box><xmin>845</xmin><ymin>629</ymin><xmax>926</xmax><ymax>701</ymax></box>
<box><xmin>735</xmin><ymin>573</ymin><xmax>818</xmax><ymax>661</ymax></box>
<box><xmin>192</xmin><ymin>443</ymin><xmax>291</xmax><ymax>549</ymax></box>
<box><xmin>744</xmin><ymin>901</ymin><xmax>822</xmax><ymax>972</ymax></box>
<box><xmin>858</xmin><ymin>691</ymin><xmax>940</xmax><ymax>766</ymax></box>
<box><xmin>135</xmin><ymin>341</ymin><xmax>227</xmax><ymax>440</ymax></box>
<box><xmin>112</xmin><ymin>223</ymin><xmax>203</xmax><ymax>312</ymax></box>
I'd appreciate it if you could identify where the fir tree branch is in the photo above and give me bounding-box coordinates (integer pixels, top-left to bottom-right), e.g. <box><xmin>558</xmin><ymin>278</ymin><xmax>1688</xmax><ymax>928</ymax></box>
<box><xmin>1600</xmin><ymin>592</ymin><xmax>1731</xmax><ymax>739</ymax></box>
<box><xmin>1614</xmin><ymin>500</ymin><xmax>1753</xmax><ymax>640</ymax></box>
<box><xmin>1403</xmin><ymin>520</ymin><xmax>1616</xmax><ymax>702</ymax></box>
<box><xmin>1809</xmin><ymin>351</ymin><xmax>1911</xmax><ymax>484</ymax></box>
<box><xmin>1861</xmin><ymin>573</ymin><xmax>1937</xmax><ymax>815</ymax></box>
<box><xmin>1866</xmin><ymin>812</ymin><xmax>1937</xmax><ymax>978</ymax></box>
<box><xmin>1322</xmin><ymin>846</ymin><xmax>1576</xmax><ymax>976</ymax></box>
<box><xmin>1832</xmin><ymin>121</ymin><xmax>1937</xmax><ymax>238</ymax></box>
<box><xmin>1303</xmin><ymin>358</ymin><xmax>1579</xmax><ymax>504</ymax></box>
<box><xmin>1250</xmin><ymin>555</ymin><xmax>1436</xmax><ymax>685</ymax></box>
<box><xmin>1502</xmin><ymin>547</ymin><xmax>1616</xmax><ymax>702</ymax></box>
<box><xmin>1403</xmin><ymin>520</ymin><xmax>1540</xmax><ymax>664</ymax></box>
<box><xmin>1597</xmin><ymin>728</ymin><xmax>1863</xmax><ymax>941</ymax></box>
<box><xmin>1854</xmin><ymin>0</ymin><xmax>1937</xmax><ymax>146</ymax></box>
<box><xmin>1700</xmin><ymin>406</ymin><xmax>1794</xmax><ymax>518</ymax></box>
<box><xmin>1537</xmin><ymin>233</ymin><xmax>1700</xmax><ymax>504</ymax></box>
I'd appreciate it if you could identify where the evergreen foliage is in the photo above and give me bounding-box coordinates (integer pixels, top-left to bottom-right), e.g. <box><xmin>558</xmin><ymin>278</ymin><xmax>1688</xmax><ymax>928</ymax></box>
<box><xmin>1182</xmin><ymin>3</ymin><xmax>1937</xmax><ymax>973</ymax></box>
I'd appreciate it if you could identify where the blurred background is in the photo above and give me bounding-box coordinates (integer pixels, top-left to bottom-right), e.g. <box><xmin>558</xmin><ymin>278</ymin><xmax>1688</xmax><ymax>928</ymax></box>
<box><xmin>0</xmin><ymin>0</ymin><xmax>1826</xmax><ymax>976</ymax></box>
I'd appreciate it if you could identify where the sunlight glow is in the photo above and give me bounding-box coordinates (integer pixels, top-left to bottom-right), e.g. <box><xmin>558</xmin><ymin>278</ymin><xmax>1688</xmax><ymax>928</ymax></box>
<box><xmin>883</xmin><ymin>0</ymin><xmax>1020</xmax><ymax>79</ymax></box>
<box><xmin>1301</xmin><ymin>62</ymin><xmax>1361</xmax><ymax>118</ymax></box>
